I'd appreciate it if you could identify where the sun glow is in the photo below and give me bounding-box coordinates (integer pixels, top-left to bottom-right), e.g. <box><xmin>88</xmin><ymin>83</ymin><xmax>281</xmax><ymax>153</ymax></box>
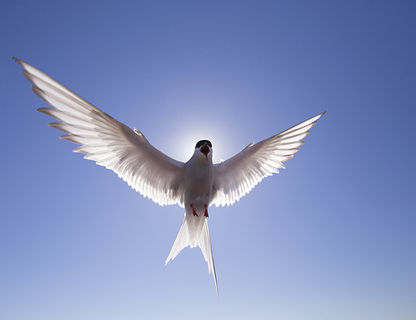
<box><xmin>170</xmin><ymin>123</ymin><xmax>231</xmax><ymax>164</ymax></box>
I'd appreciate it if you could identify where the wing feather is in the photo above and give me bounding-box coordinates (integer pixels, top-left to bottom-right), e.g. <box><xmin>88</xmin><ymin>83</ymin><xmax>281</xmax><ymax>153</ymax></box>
<box><xmin>211</xmin><ymin>112</ymin><xmax>325</xmax><ymax>207</ymax></box>
<box><xmin>15</xmin><ymin>57</ymin><xmax>185</xmax><ymax>207</ymax></box>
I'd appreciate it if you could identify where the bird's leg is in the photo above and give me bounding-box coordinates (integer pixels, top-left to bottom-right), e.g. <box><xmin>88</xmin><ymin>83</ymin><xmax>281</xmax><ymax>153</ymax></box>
<box><xmin>190</xmin><ymin>203</ymin><xmax>198</xmax><ymax>217</ymax></box>
<box><xmin>204</xmin><ymin>204</ymin><xmax>208</xmax><ymax>218</ymax></box>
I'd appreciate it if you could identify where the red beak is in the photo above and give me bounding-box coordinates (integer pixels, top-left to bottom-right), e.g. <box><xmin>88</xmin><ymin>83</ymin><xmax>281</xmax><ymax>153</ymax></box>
<box><xmin>200</xmin><ymin>144</ymin><xmax>210</xmax><ymax>157</ymax></box>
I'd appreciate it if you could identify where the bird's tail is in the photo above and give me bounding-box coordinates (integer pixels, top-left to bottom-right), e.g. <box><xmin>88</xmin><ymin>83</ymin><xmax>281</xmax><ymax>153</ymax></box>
<box><xmin>165</xmin><ymin>216</ymin><xmax>218</xmax><ymax>295</ymax></box>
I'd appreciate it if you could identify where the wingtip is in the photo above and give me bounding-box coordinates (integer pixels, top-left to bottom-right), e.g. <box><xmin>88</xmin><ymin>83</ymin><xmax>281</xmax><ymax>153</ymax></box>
<box><xmin>12</xmin><ymin>56</ymin><xmax>24</xmax><ymax>66</ymax></box>
<box><xmin>312</xmin><ymin>111</ymin><xmax>326</xmax><ymax>121</ymax></box>
<box><xmin>37</xmin><ymin>107</ymin><xmax>49</xmax><ymax>113</ymax></box>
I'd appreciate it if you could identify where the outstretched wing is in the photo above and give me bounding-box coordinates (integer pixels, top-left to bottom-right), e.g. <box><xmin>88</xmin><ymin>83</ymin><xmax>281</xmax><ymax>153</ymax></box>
<box><xmin>211</xmin><ymin>112</ymin><xmax>325</xmax><ymax>207</ymax></box>
<box><xmin>14</xmin><ymin>57</ymin><xmax>185</xmax><ymax>207</ymax></box>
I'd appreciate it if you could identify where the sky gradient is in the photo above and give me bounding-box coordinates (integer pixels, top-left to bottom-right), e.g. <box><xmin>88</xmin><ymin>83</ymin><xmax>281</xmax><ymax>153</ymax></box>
<box><xmin>1</xmin><ymin>1</ymin><xmax>415</xmax><ymax>319</ymax></box>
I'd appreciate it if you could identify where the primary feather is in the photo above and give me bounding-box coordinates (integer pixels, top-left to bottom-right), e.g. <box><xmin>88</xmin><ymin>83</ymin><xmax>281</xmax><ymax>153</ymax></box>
<box><xmin>14</xmin><ymin>57</ymin><xmax>185</xmax><ymax>207</ymax></box>
<box><xmin>211</xmin><ymin>112</ymin><xmax>325</xmax><ymax>207</ymax></box>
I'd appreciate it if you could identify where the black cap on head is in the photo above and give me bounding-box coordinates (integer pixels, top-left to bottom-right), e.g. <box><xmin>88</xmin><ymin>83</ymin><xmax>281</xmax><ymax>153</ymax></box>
<box><xmin>195</xmin><ymin>140</ymin><xmax>212</xmax><ymax>148</ymax></box>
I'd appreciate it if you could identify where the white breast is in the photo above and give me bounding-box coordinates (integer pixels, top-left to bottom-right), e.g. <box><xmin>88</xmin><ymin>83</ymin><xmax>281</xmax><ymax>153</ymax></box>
<box><xmin>184</xmin><ymin>154</ymin><xmax>214</xmax><ymax>209</ymax></box>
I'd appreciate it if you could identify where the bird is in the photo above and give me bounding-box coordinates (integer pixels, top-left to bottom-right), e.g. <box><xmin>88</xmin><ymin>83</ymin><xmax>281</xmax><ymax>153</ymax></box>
<box><xmin>14</xmin><ymin>57</ymin><xmax>325</xmax><ymax>295</ymax></box>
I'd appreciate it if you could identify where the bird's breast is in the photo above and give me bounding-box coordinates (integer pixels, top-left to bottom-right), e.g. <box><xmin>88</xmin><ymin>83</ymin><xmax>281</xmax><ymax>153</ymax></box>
<box><xmin>184</xmin><ymin>161</ymin><xmax>214</xmax><ymax>203</ymax></box>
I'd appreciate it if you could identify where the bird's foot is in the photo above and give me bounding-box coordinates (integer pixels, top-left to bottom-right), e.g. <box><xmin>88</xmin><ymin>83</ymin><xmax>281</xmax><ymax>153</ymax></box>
<box><xmin>190</xmin><ymin>204</ymin><xmax>198</xmax><ymax>217</ymax></box>
<box><xmin>204</xmin><ymin>204</ymin><xmax>208</xmax><ymax>218</ymax></box>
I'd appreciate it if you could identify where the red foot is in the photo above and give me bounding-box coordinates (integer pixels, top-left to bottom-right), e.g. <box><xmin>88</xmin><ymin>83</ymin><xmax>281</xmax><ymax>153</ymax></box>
<box><xmin>190</xmin><ymin>204</ymin><xmax>198</xmax><ymax>217</ymax></box>
<box><xmin>204</xmin><ymin>204</ymin><xmax>209</xmax><ymax>218</ymax></box>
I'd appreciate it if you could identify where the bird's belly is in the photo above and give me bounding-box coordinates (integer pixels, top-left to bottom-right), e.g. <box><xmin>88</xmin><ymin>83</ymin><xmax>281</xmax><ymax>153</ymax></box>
<box><xmin>184</xmin><ymin>168</ymin><xmax>213</xmax><ymax>209</ymax></box>
<box><xmin>186</xmin><ymin>180</ymin><xmax>209</xmax><ymax>209</ymax></box>
<box><xmin>183</xmin><ymin>166</ymin><xmax>213</xmax><ymax>244</ymax></box>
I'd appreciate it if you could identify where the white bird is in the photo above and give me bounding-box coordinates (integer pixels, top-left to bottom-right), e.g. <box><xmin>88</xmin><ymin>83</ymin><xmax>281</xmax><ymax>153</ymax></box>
<box><xmin>14</xmin><ymin>57</ymin><xmax>325</xmax><ymax>295</ymax></box>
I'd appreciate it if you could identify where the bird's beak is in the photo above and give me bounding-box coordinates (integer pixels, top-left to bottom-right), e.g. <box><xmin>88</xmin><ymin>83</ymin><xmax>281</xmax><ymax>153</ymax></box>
<box><xmin>200</xmin><ymin>144</ymin><xmax>210</xmax><ymax>158</ymax></box>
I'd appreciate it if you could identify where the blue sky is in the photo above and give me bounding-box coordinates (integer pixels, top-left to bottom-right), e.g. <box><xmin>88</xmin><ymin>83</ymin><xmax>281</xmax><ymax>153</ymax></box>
<box><xmin>1</xmin><ymin>0</ymin><xmax>415</xmax><ymax>319</ymax></box>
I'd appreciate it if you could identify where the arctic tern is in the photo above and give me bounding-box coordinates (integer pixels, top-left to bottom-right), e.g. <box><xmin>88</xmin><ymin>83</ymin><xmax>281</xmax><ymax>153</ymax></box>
<box><xmin>14</xmin><ymin>57</ymin><xmax>325</xmax><ymax>294</ymax></box>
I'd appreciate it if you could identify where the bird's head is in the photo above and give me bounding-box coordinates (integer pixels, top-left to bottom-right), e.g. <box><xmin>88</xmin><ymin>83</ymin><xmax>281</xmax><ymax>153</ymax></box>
<box><xmin>194</xmin><ymin>140</ymin><xmax>213</xmax><ymax>161</ymax></box>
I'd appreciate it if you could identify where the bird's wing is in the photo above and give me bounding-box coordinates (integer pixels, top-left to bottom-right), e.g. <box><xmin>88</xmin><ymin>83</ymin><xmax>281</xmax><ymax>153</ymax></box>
<box><xmin>14</xmin><ymin>57</ymin><xmax>185</xmax><ymax>207</ymax></box>
<box><xmin>211</xmin><ymin>112</ymin><xmax>325</xmax><ymax>207</ymax></box>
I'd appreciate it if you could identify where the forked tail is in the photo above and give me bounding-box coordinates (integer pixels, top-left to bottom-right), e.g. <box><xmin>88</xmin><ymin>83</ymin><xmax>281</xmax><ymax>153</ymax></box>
<box><xmin>165</xmin><ymin>217</ymin><xmax>218</xmax><ymax>295</ymax></box>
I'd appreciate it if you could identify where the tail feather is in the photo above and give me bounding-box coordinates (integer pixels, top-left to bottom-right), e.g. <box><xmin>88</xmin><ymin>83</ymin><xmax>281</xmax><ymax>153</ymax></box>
<box><xmin>165</xmin><ymin>217</ymin><xmax>218</xmax><ymax>295</ymax></box>
<box><xmin>198</xmin><ymin>219</ymin><xmax>218</xmax><ymax>295</ymax></box>
<box><xmin>165</xmin><ymin>218</ymin><xmax>189</xmax><ymax>264</ymax></box>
